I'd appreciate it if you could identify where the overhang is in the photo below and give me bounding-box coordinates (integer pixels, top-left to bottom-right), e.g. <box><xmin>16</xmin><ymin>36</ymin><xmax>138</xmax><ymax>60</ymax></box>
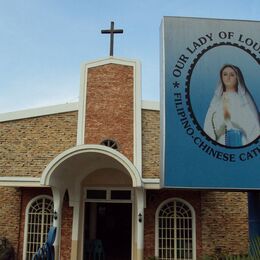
<box><xmin>41</xmin><ymin>144</ymin><xmax>143</xmax><ymax>188</ymax></box>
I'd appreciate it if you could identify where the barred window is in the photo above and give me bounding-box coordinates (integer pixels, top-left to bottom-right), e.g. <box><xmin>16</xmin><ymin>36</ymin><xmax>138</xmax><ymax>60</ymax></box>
<box><xmin>156</xmin><ymin>199</ymin><xmax>196</xmax><ymax>260</ymax></box>
<box><xmin>23</xmin><ymin>196</ymin><xmax>54</xmax><ymax>260</ymax></box>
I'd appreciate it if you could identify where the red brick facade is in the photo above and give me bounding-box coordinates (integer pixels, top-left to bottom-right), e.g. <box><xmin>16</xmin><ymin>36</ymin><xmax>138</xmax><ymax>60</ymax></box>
<box><xmin>60</xmin><ymin>199</ymin><xmax>73</xmax><ymax>260</ymax></box>
<box><xmin>85</xmin><ymin>64</ymin><xmax>134</xmax><ymax>161</ymax></box>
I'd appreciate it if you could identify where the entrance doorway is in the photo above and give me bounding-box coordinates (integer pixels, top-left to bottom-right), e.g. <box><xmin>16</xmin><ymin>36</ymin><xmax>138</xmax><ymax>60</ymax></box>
<box><xmin>84</xmin><ymin>202</ymin><xmax>132</xmax><ymax>260</ymax></box>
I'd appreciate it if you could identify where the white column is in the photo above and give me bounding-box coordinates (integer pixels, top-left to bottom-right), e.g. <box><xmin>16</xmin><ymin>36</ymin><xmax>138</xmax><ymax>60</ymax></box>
<box><xmin>69</xmin><ymin>187</ymin><xmax>82</xmax><ymax>260</ymax></box>
<box><xmin>51</xmin><ymin>186</ymin><xmax>65</xmax><ymax>260</ymax></box>
<box><xmin>135</xmin><ymin>187</ymin><xmax>144</xmax><ymax>260</ymax></box>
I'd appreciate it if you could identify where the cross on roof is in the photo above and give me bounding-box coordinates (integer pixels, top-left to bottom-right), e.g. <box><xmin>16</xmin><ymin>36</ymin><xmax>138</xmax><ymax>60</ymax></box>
<box><xmin>101</xmin><ymin>21</ymin><xmax>123</xmax><ymax>56</ymax></box>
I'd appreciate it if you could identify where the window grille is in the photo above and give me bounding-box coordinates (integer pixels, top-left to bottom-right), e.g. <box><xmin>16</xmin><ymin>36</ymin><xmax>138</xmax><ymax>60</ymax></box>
<box><xmin>24</xmin><ymin>196</ymin><xmax>54</xmax><ymax>260</ymax></box>
<box><xmin>156</xmin><ymin>199</ymin><xmax>195</xmax><ymax>260</ymax></box>
<box><xmin>100</xmin><ymin>139</ymin><xmax>118</xmax><ymax>150</ymax></box>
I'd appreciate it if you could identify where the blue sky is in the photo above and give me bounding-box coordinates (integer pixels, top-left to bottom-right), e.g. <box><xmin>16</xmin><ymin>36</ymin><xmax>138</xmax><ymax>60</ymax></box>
<box><xmin>0</xmin><ymin>0</ymin><xmax>260</xmax><ymax>113</ymax></box>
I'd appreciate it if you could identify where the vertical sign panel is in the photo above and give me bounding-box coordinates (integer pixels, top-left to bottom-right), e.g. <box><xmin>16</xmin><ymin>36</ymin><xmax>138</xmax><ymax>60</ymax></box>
<box><xmin>161</xmin><ymin>17</ymin><xmax>260</xmax><ymax>189</ymax></box>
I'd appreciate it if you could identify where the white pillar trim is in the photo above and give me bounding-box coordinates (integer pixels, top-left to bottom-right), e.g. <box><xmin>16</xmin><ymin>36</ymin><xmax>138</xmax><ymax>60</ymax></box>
<box><xmin>51</xmin><ymin>187</ymin><xmax>65</xmax><ymax>260</ymax></box>
<box><xmin>135</xmin><ymin>187</ymin><xmax>145</xmax><ymax>260</ymax></box>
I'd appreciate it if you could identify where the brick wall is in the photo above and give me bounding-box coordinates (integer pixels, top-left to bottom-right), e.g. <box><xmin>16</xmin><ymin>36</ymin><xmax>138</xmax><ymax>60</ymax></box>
<box><xmin>60</xmin><ymin>199</ymin><xmax>73</xmax><ymax>260</ymax></box>
<box><xmin>0</xmin><ymin>112</ymin><xmax>77</xmax><ymax>177</ymax></box>
<box><xmin>0</xmin><ymin>187</ymin><xmax>21</xmax><ymax>258</ymax></box>
<box><xmin>142</xmin><ymin>109</ymin><xmax>160</xmax><ymax>178</ymax></box>
<box><xmin>201</xmin><ymin>191</ymin><xmax>248</xmax><ymax>256</ymax></box>
<box><xmin>0</xmin><ymin>105</ymin><xmax>160</xmax><ymax>179</ymax></box>
<box><xmin>85</xmin><ymin>64</ymin><xmax>134</xmax><ymax>161</ymax></box>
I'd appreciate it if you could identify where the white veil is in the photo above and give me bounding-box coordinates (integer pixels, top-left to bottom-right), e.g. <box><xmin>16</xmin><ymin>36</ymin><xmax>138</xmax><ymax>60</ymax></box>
<box><xmin>204</xmin><ymin>64</ymin><xmax>259</xmax><ymax>144</ymax></box>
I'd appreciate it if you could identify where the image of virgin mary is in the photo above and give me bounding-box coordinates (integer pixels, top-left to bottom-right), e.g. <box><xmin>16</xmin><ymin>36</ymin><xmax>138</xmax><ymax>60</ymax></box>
<box><xmin>203</xmin><ymin>64</ymin><xmax>260</xmax><ymax>147</ymax></box>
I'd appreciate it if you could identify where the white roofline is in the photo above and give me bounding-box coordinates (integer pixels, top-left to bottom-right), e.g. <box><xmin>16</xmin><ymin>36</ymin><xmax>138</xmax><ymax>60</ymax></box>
<box><xmin>0</xmin><ymin>100</ymin><xmax>159</xmax><ymax>123</ymax></box>
<box><xmin>81</xmin><ymin>56</ymin><xmax>141</xmax><ymax>67</ymax></box>
<box><xmin>0</xmin><ymin>102</ymin><xmax>78</xmax><ymax>122</ymax></box>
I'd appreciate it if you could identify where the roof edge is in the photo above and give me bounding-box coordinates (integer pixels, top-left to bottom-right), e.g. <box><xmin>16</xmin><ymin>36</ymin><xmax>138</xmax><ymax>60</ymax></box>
<box><xmin>0</xmin><ymin>102</ymin><xmax>78</xmax><ymax>122</ymax></box>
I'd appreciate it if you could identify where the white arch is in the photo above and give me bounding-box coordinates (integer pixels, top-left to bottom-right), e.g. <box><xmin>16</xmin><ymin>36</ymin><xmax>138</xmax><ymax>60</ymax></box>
<box><xmin>41</xmin><ymin>144</ymin><xmax>142</xmax><ymax>188</ymax></box>
<box><xmin>155</xmin><ymin>197</ymin><xmax>196</xmax><ymax>260</ymax></box>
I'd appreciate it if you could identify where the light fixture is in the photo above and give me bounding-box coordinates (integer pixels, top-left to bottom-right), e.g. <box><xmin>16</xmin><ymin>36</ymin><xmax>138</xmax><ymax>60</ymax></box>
<box><xmin>53</xmin><ymin>211</ymin><xmax>58</xmax><ymax>220</ymax></box>
<box><xmin>138</xmin><ymin>213</ymin><xmax>142</xmax><ymax>223</ymax></box>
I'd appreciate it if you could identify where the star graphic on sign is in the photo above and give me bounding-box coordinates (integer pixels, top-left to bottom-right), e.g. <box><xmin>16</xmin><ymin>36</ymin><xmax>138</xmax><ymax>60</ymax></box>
<box><xmin>173</xmin><ymin>81</ymin><xmax>180</xmax><ymax>88</ymax></box>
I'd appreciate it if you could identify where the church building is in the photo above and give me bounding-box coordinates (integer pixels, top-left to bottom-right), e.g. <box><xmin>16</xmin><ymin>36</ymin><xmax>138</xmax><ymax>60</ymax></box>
<box><xmin>0</xmin><ymin>20</ymin><xmax>251</xmax><ymax>260</ymax></box>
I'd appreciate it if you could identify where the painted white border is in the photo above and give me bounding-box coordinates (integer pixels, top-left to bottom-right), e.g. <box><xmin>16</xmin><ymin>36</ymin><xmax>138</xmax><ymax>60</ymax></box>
<box><xmin>77</xmin><ymin>57</ymin><xmax>143</xmax><ymax>174</ymax></box>
<box><xmin>160</xmin><ymin>18</ymin><xmax>166</xmax><ymax>188</ymax></box>
<box><xmin>0</xmin><ymin>102</ymin><xmax>78</xmax><ymax>122</ymax></box>
<box><xmin>0</xmin><ymin>176</ymin><xmax>159</xmax><ymax>189</ymax></box>
<box><xmin>155</xmin><ymin>197</ymin><xmax>196</xmax><ymax>259</ymax></box>
<box><xmin>0</xmin><ymin>177</ymin><xmax>41</xmax><ymax>187</ymax></box>
<box><xmin>23</xmin><ymin>195</ymin><xmax>53</xmax><ymax>260</ymax></box>
<box><xmin>142</xmin><ymin>178</ymin><xmax>160</xmax><ymax>189</ymax></box>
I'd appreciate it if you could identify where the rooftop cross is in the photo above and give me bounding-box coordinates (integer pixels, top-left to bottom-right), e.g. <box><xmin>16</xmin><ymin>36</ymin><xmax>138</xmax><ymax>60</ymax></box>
<box><xmin>101</xmin><ymin>21</ymin><xmax>123</xmax><ymax>56</ymax></box>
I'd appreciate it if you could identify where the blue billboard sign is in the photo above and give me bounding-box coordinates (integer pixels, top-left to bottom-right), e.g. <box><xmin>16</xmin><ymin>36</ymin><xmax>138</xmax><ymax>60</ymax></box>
<box><xmin>161</xmin><ymin>17</ymin><xmax>260</xmax><ymax>189</ymax></box>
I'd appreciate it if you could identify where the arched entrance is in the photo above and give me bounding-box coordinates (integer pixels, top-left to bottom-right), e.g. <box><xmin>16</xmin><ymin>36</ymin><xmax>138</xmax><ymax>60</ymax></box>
<box><xmin>41</xmin><ymin>144</ymin><xmax>144</xmax><ymax>260</ymax></box>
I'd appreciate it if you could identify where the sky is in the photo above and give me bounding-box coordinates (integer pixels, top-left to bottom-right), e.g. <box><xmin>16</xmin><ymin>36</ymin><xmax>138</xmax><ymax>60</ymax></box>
<box><xmin>0</xmin><ymin>0</ymin><xmax>260</xmax><ymax>113</ymax></box>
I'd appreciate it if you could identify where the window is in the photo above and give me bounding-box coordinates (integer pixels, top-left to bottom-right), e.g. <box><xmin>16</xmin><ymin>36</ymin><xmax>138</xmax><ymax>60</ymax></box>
<box><xmin>156</xmin><ymin>198</ymin><xmax>196</xmax><ymax>260</ymax></box>
<box><xmin>87</xmin><ymin>189</ymin><xmax>107</xmax><ymax>200</ymax></box>
<box><xmin>85</xmin><ymin>188</ymin><xmax>132</xmax><ymax>202</ymax></box>
<box><xmin>110</xmin><ymin>190</ymin><xmax>131</xmax><ymax>200</ymax></box>
<box><xmin>23</xmin><ymin>195</ymin><xmax>54</xmax><ymax>260</ymax></box>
